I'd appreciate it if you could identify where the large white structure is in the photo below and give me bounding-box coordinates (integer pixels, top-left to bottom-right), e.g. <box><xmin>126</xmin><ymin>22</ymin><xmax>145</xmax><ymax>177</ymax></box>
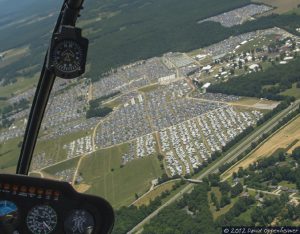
<box><xmin>158</xmin><ymin>74</ymin><xmax>177</xmax><ymax>84</ymax></box>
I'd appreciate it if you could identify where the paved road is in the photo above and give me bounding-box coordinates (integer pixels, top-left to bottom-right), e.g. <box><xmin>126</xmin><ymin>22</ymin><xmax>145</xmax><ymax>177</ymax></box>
<box><xmin>128</xmin><ymin>100</ymin><xmax>300</xmax><ymax>234</ymax></box>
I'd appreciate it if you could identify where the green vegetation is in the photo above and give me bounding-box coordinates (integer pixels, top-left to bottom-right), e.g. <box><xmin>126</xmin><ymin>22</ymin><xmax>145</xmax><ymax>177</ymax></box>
<box><xmin>113</xmin><ymin>180</ymin><xmax>185</xmax><ymax>234</ymax></box>
<box><xmin>281</xmin><ymin>83</ymin><xmax>300</xmax><ymax>99</ymax></box>
<box><xmin>3</xmin><ymin>0</ymin><xmax>300</xmax><ymax>85</ymax></box>
<box><xmin>86</xmin><ymin>3</ymin><xmax>300</xmax><ymax>81</ymax></box>
<box><xmin>209</xmin><ymin>57</ymin><xmax>300</xmax><ymax>100</ymax></box>
<box><xmin>0</xmin><ymin>76</ymin><xmax>36</xmax><ymax>98</ymax></box>
<box><xmin>0</xmin><ymin>137</ymin><xmax>22</xmax><ymax>173</ymax></box>
<box><xmin>78</xmin><ymin>144</ymin><xmax>163</xmax><ymax>208</ymax></box>
<box><xmin>0</xmin><ymin>98</ymin><xmax>29</xmax><ymax>126</ymax></box>
<box><xmin>240</xmin><ymin>150</ymin><xmax>300</xmax><ymax>190</ymax></box>
<box><xmin>220</xmin><ymin>104</ymin><xmax>300</xmax><ymax>175</ymax></box>
<box><xmin>141</xmin><ymin>163</ymin><xmax>300</xmax><ymax>233</ymax></box>
<box><xmin>86</xmin><ymin>92</ymin><xmax>120</xmax><ymax>118</ymax></box>
<box><xmin>33</xmin><ymin>130</ymin><xmax>91</xmax><ymax>166</ymax></box>
<box><xmin>142</xmin><ymin>183</ymin><xmax>216</xmax><ymax>234</ymax></box>
<box><xmin>42</xmin><ymin>157</ymin><xmax>80</xmax><ymax>175</ymax></box>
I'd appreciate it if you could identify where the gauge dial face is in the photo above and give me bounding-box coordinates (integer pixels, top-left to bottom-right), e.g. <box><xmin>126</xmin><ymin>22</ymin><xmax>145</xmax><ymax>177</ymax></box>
<box><xmin>0</xmin><ymin>200</ymin><xmax>18</xmax><ymax>225</ymax></box>
<box><xmin>26</xmin><ymin>205</ymin><xmax>57</xmax><ymax>234</ymax></box>
<box><xmin>52</xmin><ymin>40</ymin><xmax>83</xmax><ymax>74</ymax></box>
<box><xmin>64</xmin><ymin>209</ymin><xmax>94</xmax><ymax>234</ymax></box>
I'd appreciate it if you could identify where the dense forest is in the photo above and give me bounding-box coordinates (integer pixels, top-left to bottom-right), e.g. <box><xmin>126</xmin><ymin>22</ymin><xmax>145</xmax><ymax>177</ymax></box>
<box><xmin>142</xmin><ymin>183</ymin><xmax>217</xmax><ymax>234</ymax></box>
<box><xmin>86</xmin><ymin>10</ymin><xmax>300</xmax><ymax>80</ymax></box>
<box><xmin>2</xmin><ymin>0</ymin><xmax>300</xmax><ymax>84</ymax></box>
<box><xmin>208</xmin><ymin>57</ymin><xmax>300</xmax><ymax>100</ymax></box>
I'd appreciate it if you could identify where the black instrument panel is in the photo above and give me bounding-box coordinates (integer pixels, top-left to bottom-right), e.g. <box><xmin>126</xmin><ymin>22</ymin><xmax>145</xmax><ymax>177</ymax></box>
<box><xmin>0</xmin><ymin>174</ymin><xmax>114</xmax><ymax>234</ymax></box>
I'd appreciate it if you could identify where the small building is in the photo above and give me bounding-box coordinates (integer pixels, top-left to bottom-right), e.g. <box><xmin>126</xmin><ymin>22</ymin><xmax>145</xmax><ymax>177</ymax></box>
<box><xmin>249</xmin><ymin>64</ymin><xmax>259</xmax><ymax>70</ymax></box>
<box><xmin>202</xmin><ymin>65</ymin><xmax>212</xmax><ymax>71</ymax></box>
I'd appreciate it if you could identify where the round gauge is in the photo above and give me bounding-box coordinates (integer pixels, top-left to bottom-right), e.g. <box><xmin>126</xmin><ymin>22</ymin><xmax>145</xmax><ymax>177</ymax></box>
<box><xmin>26</xmin><ymin>205</ymin><xmax>57</xmax><ymax>234</ymax></box>
<box><xmin>0</xmin><ymin>200</ymin><xmax>18</xmax><ymax>225</ymax></box>
<box><xmin>52</xmin><ymin>40</ymin><xmax>83</xmax><ymax>74</ymax></box>
<box><xmin>64</xmin><ymin>209</ymin><xmax>95</xmax><ymax>234</ymax></box>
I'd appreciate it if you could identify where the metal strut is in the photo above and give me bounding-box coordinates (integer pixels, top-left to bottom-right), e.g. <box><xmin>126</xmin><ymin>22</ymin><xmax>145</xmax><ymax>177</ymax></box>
<box><xmin>16</xmin><ymin>0</ymin><xmax>85</xmax><ymax>175</ymax></box>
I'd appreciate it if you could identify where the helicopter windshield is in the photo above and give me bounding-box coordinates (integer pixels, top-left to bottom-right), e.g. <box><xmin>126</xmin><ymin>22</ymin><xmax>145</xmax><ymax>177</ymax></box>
<box><xmin>1</xmin><ymin>0</ymin><xmax>300</xmax><ymax>233</ymax></box>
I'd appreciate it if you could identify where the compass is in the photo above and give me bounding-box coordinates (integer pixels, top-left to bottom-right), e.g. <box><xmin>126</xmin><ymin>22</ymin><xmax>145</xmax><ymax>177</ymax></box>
<box><xmin>52</xmin><ymin>40</ymin><xmax>83</xmax><ymax>74</ymax></box>
<box><xmin>48</xmin><ymin>25</ymin><xmax>88</xmax><ymax>79</ymax></box>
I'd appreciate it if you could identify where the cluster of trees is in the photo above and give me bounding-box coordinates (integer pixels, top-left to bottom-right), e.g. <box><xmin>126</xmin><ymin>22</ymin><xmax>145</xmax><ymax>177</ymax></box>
<box><xmin>216</xmin><ymin>196</ymin><xmax>255</xmax><ymax>227</ymax></box>
<box><xmin>208</xmin><ymin>174</ymin><xmax>243</xmax><ymax>209</ymax></box>
<box><xmin>0</xmin><ymin>98</ymin><xmax>29</xmax><ymax>117</ymax></box>
<box><xmin>86</xmin><ymin>92</ymin><xmax>120</xmax><ymax>118</ymax></box>
<box><xmin>208</xmin><ymin>57</ymin><xmax>300</xmax><ymax>100</ymax></box>
<box><xmin>251</xmin><ymin>195</ymin><xmax>290</xmax><ymax>226</ymax></box>
<box><xmin>0</xmin><ymin>98</ymin><xmax>30</xmax><ymax>128</ymax></box>
<box><xmin>257</xmin><ymin>97</ymin><xmax>296</xmax><ymax>125</ymax></box>
<box><xmin>142</xmin><ymin>184</ymin><xmax>216</xmax><ymax>234</ymax></box>
<box><xmin>3</xmin><ymin>0</ymin><xmax>300</xmax><ymax>85</ymax></box>
<box><xmin>292</xmin><ymin>146</ymin><xmax>300</xmax><ymax>162</ymax></box>
<box><xmin>112</xmin><ymin>180</ymin><xmax>184</xmax><ymax>234</ymax></box>
<box><xmin>241</xmin><ymin>150</ymin><xmax>300</xmax><ymax>190</ymax></box>
<box><xmin>86</xmin><ymin>105</ymin><xmax>112</xmax><ymax>119</ymax></box>
<box><xmin>87</xmin><ymin>0</ymin><xmax>300</xmax><ymax>81</ymax></box>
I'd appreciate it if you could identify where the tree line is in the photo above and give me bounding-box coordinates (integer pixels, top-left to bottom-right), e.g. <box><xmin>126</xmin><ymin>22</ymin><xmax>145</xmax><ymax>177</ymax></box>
<box><xmin>208</xmin><ymin>57</ymin><xmax>300</xmax><ymax>100</ymax></box>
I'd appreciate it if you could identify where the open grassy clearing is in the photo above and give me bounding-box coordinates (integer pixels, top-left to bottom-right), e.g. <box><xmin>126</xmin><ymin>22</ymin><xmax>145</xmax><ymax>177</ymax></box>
<box><xmin>208</xmin><ymin>187</ymin><xmax>239</xmax><ymax>219</ymax></box>
<box><xmin>0</xmin><ymin>129</ymin><xmax>91</xmax><ymax>175</ymax></box>
<box><xmin>0</xmin><ymin>75</ymin><xmax>37</xmax><ymax>98</ymax></box>
<box><xmin>230</xmin><ymin>97</ymin><xmax>279</xmax><ymax>110</ymax></box>
<box><xmin>238</xmin><ymin>205</ymin><xmax>255</xmax><ymax>222</ymax></box>
<box><xmin>41</xmin><ymin>156</ymin><xmax>80</xmax><ymax>175</ymax></box>
<box><xmin>222</xmin><ymin>115</ymin><xmax>300</xmax><ymax>179</ymax></box>
<box><xmin>33</xmin><ymin>130</ymin><xmax>92</xmax><ymax>168</ymax></box>
<box><xmin>0</xmin><ymin>46</ymin><xmax>30</xmax><ymax>69</ymax></box>
<box><xmin>288</xmin><ymin>6</ymin><xmax>300</xmax><ymax>15</ymax></box>
<box><xmin>236</xmin><ymin>34</ymin><xmax>276</xmax><ymax>54</ymax></box>
<box><xmin>0</xmin><ymin>100</ymin><xmax>6</xmax><ymax>108</ymax></box>
<box><xmin>0</xmin><ymin>137</ymin><xmax>22</xmax><ymax>173</ymax></box>
<box><xmin>287</xmin><ymin>140</ymin><xmax>300</xmax><ymax>154</ymax></box>
<box><xmin>77</xmin><ymin>144</ymin><xmax>163</xmax><ymax>208</ymax></box>
<box><xmin>278</xmin><ymin>180</ymin><xmax>297</xmax><ymax>189</ymax></box>
<box><xmin>134</xmin><ymin>180</ymin><xmax>177</xmax><ymax>207</ymax></box>
<box><xmin>280</xmin><ymin>83</ymin><xmax>300</xmax><ymax>99</ymax></box>
<box><xmin>252</xmin><ymin>0</ymin><xmax>300</xmax><ymax>14</ymax></box>
<box><xmin>138</xmin><ymin>84</ymin><xmax>160</xmax><ymax>93</ymax></box>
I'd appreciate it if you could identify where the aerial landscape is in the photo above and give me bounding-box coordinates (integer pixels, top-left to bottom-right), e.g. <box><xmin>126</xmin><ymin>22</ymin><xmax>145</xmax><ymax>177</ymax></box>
<box><xmin>1</xmin><ymin>0</ymin><xmax>300</xmax><ymax>233</ymax></box>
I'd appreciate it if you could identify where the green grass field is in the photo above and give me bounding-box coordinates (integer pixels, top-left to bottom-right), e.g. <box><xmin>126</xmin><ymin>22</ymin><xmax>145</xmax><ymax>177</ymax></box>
<box><xmin>280</xmin><ymin>83</ymin><xmax>300</xmax><ymax>99</ymax></box>
<box><xmin>0</xmin><ymin>46</ymin><xmax>30</xmax><ymax>69</ymax></box>
<box><xmin>138</xmin><ymin>84</ymin><xmax>160</xmax><ymax>93</ymax></box>
<box><xmin>33</xmin><ymin>130</ymin><xmax>91</xmax><ymax>165</ymax></box>
<box><xmin>236</xmin><ymin>34</ymin><xmax>276</xmax><ymax>54</ymax></box>
<box><xmin>0</xmin><ymin>75</ymin><xmax>37</xmax><ymax>98</ymax></box>
<box><xmin>208</xmin><ymin>187</ymin><xmax>240</xmax><ymax>220</ymax></box>
<box><xmin>0</xmin><ymin>137</ymin><xmax>22</xmax><ymax>173</ymax></box>
<box><xmin>42</xmin><ymin>156</ymin><xmax>81</xmax><ymax>175</ymax></box>
<box><xmin>78</xmin><ymin>144</ymin><xmax>163</xmax><ymax>208</ymax></box>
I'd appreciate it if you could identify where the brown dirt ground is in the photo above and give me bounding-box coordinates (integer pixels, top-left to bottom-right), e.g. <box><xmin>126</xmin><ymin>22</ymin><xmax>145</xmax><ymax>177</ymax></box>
<box><xmin>222</xmin><ymin>115</ymin><xmax>300</xmax><ymax>180</ymax></box>
<box><xmin>252</xmin><ymin>0</ymin><xmax>300</xmax><ymax>14</ymax></box>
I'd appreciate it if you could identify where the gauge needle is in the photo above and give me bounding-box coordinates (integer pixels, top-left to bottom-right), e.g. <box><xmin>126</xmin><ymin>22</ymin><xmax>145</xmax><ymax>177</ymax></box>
<box><xmin>43</xmin><ymin>221</ymin><xmax>51</xmax><ymax>230</ymax></box>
